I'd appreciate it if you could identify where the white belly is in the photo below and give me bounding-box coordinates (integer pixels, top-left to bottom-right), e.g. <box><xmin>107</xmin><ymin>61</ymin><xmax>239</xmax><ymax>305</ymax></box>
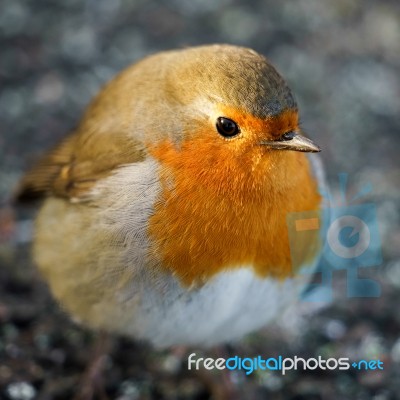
<box><xmin>114</xmin><ymin>266</ymin><xmax>308</xmax><ymax>348</ymax></box>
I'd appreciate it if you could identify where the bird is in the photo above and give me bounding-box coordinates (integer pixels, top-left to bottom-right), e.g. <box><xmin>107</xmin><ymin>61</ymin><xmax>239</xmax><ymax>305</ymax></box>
<box><xmin>16</xmin><ymin>44</ymin><xmax>325</xmax><ymax>348</ymax></box>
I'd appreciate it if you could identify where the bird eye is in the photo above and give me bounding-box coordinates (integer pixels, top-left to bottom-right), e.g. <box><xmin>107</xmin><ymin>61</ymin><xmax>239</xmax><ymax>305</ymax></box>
<box><xmin>279</xmin><ymin>131</ymin><xmax>296</xmax><ymax>141</ymax></box>
<box><xmin>216</xmin><ymin>117</ymin><xmax>240</xmax><ymax>138</ymax></box>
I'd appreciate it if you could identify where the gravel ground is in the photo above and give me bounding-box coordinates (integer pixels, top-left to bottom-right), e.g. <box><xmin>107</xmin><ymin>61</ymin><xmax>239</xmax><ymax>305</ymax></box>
<box><xmin>1</xmin><ymin>1</ymin><xmax>400</xmax><ymax>399</ymax></box>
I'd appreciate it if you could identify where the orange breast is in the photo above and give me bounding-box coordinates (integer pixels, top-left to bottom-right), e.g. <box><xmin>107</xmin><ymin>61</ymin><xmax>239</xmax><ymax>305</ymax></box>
<box><xmin>147</xmin><ymin>114</ymin><xmax>321</xmax><ymax>287</ymax></box>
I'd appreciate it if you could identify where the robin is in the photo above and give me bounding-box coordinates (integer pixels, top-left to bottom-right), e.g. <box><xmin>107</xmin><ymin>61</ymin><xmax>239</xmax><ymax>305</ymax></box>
<box><xmin>16</xmin><ymin>44</ymin><xmax>323</xmax><ymax>348</ymax></box>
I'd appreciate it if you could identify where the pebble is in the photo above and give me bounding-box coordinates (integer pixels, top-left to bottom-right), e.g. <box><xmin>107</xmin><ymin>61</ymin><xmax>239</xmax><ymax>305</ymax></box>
<box><xmin>116</xmin><ymin>380</ymin><xmax>140</xmax><ymax>400</ymax></box>
<box><xmin>324</xmin><ymin>319</ymin><xmax>347</xmax><ymax>340</ymax></box>
<box><xmin>6</xmin><ymin>382</ymin><xmax>36</xmax><ymax>400</ymax></box>
<box><xmin>390</xmin><ymin>337</ymin><xmax>400</xmax><ymax>363</ymax></box>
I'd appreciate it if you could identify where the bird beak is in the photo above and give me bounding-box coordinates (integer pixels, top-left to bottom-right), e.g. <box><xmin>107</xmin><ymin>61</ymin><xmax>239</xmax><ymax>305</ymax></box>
<box><xmin>260</xmin><ymin>131</ymin><xmax>321</xmax><ymax>153</ymax></box>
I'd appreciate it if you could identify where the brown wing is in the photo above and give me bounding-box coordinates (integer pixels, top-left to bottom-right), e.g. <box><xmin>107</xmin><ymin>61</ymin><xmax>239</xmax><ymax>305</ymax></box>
<box><xmin>15</xmin><ymin>129</ymin><xmax>146</xmax><ymax>203</ymax></box>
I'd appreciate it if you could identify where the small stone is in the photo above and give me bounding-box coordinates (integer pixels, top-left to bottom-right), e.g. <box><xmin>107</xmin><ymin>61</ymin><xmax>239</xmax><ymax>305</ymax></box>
<box><xmin>390</xmin><ymin>338</ymin><xmax>400</xmax><ymax>363</ymax></box>
<box><xmin>162</xmin><ymin>353</ymin><xmax>182</xmax><ymax>373</ymax></box>
<box><xmin>384</xmin><ymin>261</ymin><xmax>400</xmax><ymax>288</ymax></box>
<box><xmin>324</xmin><ymin>319</ymin><xmax>347</xmax><ymax>340</ymax></box>
<box><xmin>34</xmin><ymin>73</ymin><xmax>65</xmax><ymax>105</ymax></box>
<box><xmin>116</xmin><ymin>380</ymin><xmax>140</xmax><ymax>400</ymax></box>
<box><xmin>6</xmin><ymin>382</ymin><xmax>36</xmax><ymax>400</ymax></box>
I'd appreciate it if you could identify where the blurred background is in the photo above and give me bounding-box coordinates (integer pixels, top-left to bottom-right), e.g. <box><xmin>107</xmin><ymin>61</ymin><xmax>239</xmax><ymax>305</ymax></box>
<box><xmin>1</xmin><ymin>0</ymin><xmax>399</xmax><ymax>399</ymax></box>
